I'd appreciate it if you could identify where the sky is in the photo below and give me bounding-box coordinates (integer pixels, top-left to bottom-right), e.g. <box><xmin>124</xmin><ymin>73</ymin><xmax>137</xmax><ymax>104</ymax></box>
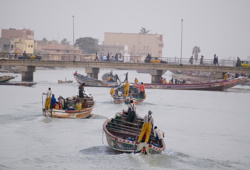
<box><xmin>0</xmin><ymin>0</ymin><xmax>250</xmax><ymax>60</ymax></box>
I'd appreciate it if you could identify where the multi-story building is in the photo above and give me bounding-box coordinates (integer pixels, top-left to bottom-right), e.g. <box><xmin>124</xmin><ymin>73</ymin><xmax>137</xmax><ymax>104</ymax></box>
<box><xmin>104</xmin><ymin>32</ymin><xmax>164</xmax><ymax>60</ymax></box>
<box><xmin>1</xmin><ymin>28</ymin><xmax>34</xmax><ymax>40</ymax></box>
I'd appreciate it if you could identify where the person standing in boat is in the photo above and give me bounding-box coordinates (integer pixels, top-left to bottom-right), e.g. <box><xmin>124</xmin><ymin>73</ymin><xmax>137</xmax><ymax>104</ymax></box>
<box><xmin>154</xmin><ymin>126</ymin><xmax>165</xmax><ymax>147</ymax></box>
<box><xmin>138</xmin><ymin>110</ymin><xmax>154</xmax><ymax>144</ymax></box>
<box><xmin>126</xmin><ymin>100</ymin><xmax>136</xmax><ymax>122</ymax></box>
<box><xmin>124</xmin><ymin>81</ymin><xmax>130</xmax><ymax>97</ymax></box>
<box><xmin>110</xmin><ymin>87</ymin><xmax>115</xmax><ymax>96</ymax></box>
<box><xmin>50</xmin><ymin>94</ymin><xmax>56</xmax><ymax>109</ymax></box>
<box><xmin>78</xmin><ymin>83</ymin><xmax>85</xmax><ymax>98</ymax></box>
<box><xmin>134</xmin><ymin>77</ymin><xmax>138</xmax><ymax>84</ymax></box>
<box><xmin>43</xmin><ymin>87</ymin><xmax>52</xmax><ymax>110</ymax></box>
<box><xmin>138</xmin><ymin>82</ymin><xmax>145</xmax><ymax>99</ymax></box>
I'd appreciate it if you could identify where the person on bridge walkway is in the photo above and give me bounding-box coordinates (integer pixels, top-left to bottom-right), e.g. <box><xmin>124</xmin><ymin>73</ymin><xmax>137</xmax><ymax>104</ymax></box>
<box><xmin>138</xmin><ymin>110</ymin><xmax>154</xmax><ymax>144</ymax></box>
<box><xmin>124</xmin><ymin>81</ymin><xmax>130</xmax><ymax>97</ymax></box>
<box><xmin>95</xmin><ymin>52</ymin><xmax>99</xmax><ymax>61</ymax></box>
<box><xmin>200</xmin><ymin>55</ymin><xmax>204</xmax><ymax>65</ymax></box>
<box><xmin>43</xmin><ymin>87</ymin><xmax>52</xmax><ymax>110</ymax></box>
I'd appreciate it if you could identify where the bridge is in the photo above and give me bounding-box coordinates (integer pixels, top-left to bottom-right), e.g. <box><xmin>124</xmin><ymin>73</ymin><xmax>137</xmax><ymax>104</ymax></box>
<box><xmin>1</xmin><ymin>59</ymin><xmax>250</xmax><ymax>82</ymax></box>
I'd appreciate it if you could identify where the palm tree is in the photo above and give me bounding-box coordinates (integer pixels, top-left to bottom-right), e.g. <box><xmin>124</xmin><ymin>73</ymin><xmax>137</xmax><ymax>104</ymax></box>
<box><xmin>139</xmin><ymin>27</ymin><xmax>150</xmax><ymax>34</ymax></box>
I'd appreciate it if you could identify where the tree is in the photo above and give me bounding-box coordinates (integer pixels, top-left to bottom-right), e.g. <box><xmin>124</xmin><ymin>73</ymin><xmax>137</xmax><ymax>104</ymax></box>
<box><xmin>139</xmin><ymin>27</ymin><xmax>151</xmax><ymax>34</ymax></box>
<box><xmin>61</xmin><ymin>38</ymin><xmax>69</xmax><ymax>45</ymax></box>
<box><xmin>75</xmin><ymin>37</ymin><xmax>99</xmax><ymax>54</ymax></box>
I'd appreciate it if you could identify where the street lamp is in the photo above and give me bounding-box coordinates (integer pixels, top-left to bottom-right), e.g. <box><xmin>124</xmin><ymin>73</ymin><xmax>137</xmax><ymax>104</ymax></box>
<box><xmin>180</xmin><ymin>19</ymin><xmax>183</xmax><ymax>65</ymax></box>
<box><xmin>72</xmin><ymin>15</ymin><xmax>75</xmax><ymax>61</ymax></box>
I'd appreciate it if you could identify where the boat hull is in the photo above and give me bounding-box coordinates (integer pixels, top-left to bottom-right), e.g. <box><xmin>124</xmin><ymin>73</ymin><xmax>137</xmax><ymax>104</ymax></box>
<box><xmin>74</xmin><ymin>74</ymin><xmax>119</xmax><ymax>87</ymax></box>
<box><xmin>44</xmin><ymin>101</ymin><xmax>95</xmax><ymax>119</ymax></box>
<box><xmin>103</xmin><ymin>114</ymin><xmax>165</xmax><ymax>154</ymax></box>
<box><xmin>133</xmin><ymin>78</ymin><xmax>246</xmax><ymax>91</ymax></box>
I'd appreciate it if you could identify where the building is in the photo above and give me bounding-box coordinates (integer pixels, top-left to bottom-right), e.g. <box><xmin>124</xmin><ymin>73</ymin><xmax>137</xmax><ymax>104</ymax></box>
<box><xmin>36</xmin><ymin>40</ymin><xmax>81</xmax><ymax>61</ymax></box>
<box><xmin>1</xmin><ymin>28</ymin><xmax>34</xmax><ymax>40</ymax></box>
<box><xmin>104</xmin><ymin>32</ymin><xmax>164</xmax><ymax>60</ymax></box>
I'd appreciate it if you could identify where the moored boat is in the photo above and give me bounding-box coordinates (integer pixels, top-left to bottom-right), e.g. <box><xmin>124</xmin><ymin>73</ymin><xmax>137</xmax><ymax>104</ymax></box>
<box><xmin>0</xmin><ymin>81</ymin><xmax>36</xmax><ymax>87</ymax></box>
<box><xmin>43</xmin><ymin>92</ymin><xmax>95</xmax><ymax>118</ymax></box>
<box><xmin>133</xmin><ymin>77</ymin><xmax>246</xmax><ymax>91</ymax></box>
<box><xmin>73</xmin><ymin>71</ymin><xmax>121</xmax><ymax>87</ymax></box>
<box><xmin>111</xmin><ymin>84</ymin><xmax>146</xmax><ymax>104</ymax></box>
<box><xmin>103</xmin><ymin>111</ymin><xmax>165</xmax><ymax>154</ymax></box>
<box><xmin>0</xmin><ymin>75</ymin><xmax>16</xmax><ymax>82</ymax></box>
<box><xmin>58</xmin><ymin>78</ymin><xmax>73</xmax><ymax>84</ymax></box>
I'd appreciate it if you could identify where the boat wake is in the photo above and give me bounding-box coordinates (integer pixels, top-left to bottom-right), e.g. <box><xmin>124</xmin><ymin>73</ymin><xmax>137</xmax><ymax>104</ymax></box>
<box><xmin>80</xmin><ymin>146</ymin><xmax>122</xmax><ymax>155</ymax></box>
<box><xmin>163</xmin><ymin>149</ymin><xmax>241</xmax><ymax>169</ymax></box>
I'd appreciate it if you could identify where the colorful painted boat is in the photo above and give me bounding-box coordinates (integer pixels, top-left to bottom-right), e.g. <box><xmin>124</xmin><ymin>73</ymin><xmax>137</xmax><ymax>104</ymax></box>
<box><xmin>0</xmin><ymin>75</ymin><xmax>16</xmax><ymax>82</ymax></box>
<box><xmin>73</xmin><ymin>71</ymin><xmax>121</xmax><ymax>87</ymax></box>
<box><xmin>133</xmin><ymin>77</ymin><xmax>246</xmax><ymax>91</ymax></box>
<box><xmin>103</xmin><ymin>112</ymin><xmax>165</xmax><ymax>154</ymax></box>
<box><xmin>111</xmin><ymin>84</ymin><xmax>146</xmax><ymax>104</ymax></box>
<box><xmin>43</xmin><ymin>93</ymin><xmax>95</xmax><ymax>119</ymax></box>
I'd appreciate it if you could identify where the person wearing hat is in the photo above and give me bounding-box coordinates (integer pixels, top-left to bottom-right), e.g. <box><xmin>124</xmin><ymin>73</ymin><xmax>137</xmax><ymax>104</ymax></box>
<box><xmin>126</xmin><ymin>100</ymin><xmax>136</xmax><ymax>122</ymax></box>
<box><xmin>43</xmin><ymin>87</ymin><xmax>52</xmax><ymax>110</ymax></box>
<box><xmin>124</xmin><ymin>81</ymin><xmax>130</xmax><ymax>97</ymax></box>
<box><xmin>138</xmin><ymin>110</ymin><xmax>154</xmax><ymax>144</ymax></box>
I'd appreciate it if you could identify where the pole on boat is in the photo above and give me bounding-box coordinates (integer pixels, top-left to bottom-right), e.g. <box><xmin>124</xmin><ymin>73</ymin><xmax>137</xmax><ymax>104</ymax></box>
<box><xmin>180</xmin><ymin>19</ymin><xmax>183</xmax><ymax>65</ymax></box>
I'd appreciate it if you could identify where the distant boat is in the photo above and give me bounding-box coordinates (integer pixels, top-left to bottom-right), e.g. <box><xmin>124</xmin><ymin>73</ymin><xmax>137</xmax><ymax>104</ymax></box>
<box><xmin>73</xmin><ymin>71</ymin><xmax>121</xmax><ymax>87</ymax></box>
<box><xmin>103</xmin><ymin>111</ymin><xmax>166</xmax><ymax>154</ymax></box>
<box><xmin>58</xmin><ymin>78</ymin><xmax>73</xmax><ymax>84</ymax></box>
<box><xmin>111</xmin><ymin>84</ymin><xmax>146</xmax><ymax>104</ymax></box>
<box><xmin>132</xmin><ymin>77</ymin><xmax>246</xmax><ymax>91</ymax></box>
<box><xmin>0</xmin><ymin>75</ymin><xmax>16</xmax><ymax>82</ymax></box>
<box><xmin>43</xmin><ymin>91</ymin><xmax>95</xmax><ymax>119</ymax></box>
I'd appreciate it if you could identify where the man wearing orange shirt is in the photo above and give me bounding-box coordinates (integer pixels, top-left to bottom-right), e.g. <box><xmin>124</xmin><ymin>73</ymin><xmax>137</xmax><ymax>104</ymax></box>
<box><xmin>139</xmin><ymin>82</ymin><xmax>145</xmax><ymax>99</ymax></box>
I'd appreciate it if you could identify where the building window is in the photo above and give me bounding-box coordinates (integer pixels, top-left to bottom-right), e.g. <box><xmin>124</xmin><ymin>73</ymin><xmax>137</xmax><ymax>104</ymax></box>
<box><xmin>66</xmin><ymin>50</ymin><xmax>69</xmax><ymax>53</ymax></box>
<box><xmin>28</xmin><ymin>45</ymin><xmax>30</xmax><ymax>47</ymax></box>
<box><xmin>31</xmin><ymin>45</ymin><xmax>33</xmax><ymax>48</ymax></box>
<box><xmin>11</xmin><ymin>45</ymin><xmax>14</xmax><ymax>49</ymax></box>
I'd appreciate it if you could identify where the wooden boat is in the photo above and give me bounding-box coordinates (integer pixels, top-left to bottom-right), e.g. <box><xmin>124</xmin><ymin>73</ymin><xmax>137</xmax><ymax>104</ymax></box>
<box><xmin>58</xmin><ymin>78</ymin><xmax>73</xmax><ymax>84</ymax></box>
<box><xmin>73</xmin><ymin>71</ymin><xmax>121</xmax><ymax>87</ymax></box>
<box><xmin>0</xmin><ymin>75</ymin><xmax>16</xmax><ymax>82</ymax></box>
<box><xmin>132</xmin><ymin>77</ymin><xmax>246</xmax><ymax>91</ymax></box>
<box><xmin>0</xmin><ymin>81</ymin><xmax>36</xmax><ymax>87</ymax></box>
<box><xmin>43</xmin><ymin>92</ymin><xmax>95</xmax><ymax>118</ymax></box>
<box><xmin>111</xmin><ymin>84</ymin><xmax>146</xmax><ymax>104</ymax></box>
<box><xmin>103</xmin><ymin>111</ymin><xmax>166</xmax><ymax>154</ymax></box>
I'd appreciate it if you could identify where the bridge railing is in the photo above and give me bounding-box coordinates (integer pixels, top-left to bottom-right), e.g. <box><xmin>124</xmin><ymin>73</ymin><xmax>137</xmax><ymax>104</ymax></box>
<box><xmin>0</xmin><ymin>52</ymin><xmax>240</xmax><ymax>67</ymax></box>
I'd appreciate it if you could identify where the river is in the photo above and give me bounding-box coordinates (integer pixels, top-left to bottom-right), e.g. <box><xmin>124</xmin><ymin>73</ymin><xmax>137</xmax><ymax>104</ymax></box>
<box><xmin>0</xmin><ymin>68</ymin><xmax>250</xmax><ymax>170</ymax></box>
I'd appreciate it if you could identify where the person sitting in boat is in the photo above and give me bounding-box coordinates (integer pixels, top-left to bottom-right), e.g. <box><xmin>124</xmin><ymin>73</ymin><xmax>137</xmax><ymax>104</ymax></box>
<box><xmin>58</xmin><ymin>96</ymin><xmax>65</xmax><ymax>109</ymax></box>
<box><xmin>43</xmin><ymin>87</ymin><xmax>52</xmax><ymax>110</ymax></box>
<box><xmin>169</xmin><ymin>80</ymin><xmax>173</xmax><ymax>84</ymax></box>
<box><xmin>78</xmin><ymin>83</ymin><xmax>85</xmax><ymax>98</ymax></box>
<box><xmin>74</xmin><ymin>71</ymin><xmax>77</xmax><ymax>75</ymax></box>
<box><xmin>124</xmin><ymin>81</ymin><xmax>130</xmax><ymax>97</ymax></box>
<box><xmin>138</xmin><ymin>82</ymin><xmax>145</xmax><ymax>99</ymax></box>
<box><xmin>162</xmin><ymin>79</ymin><xmax>167</xmax><ymax>84</ymax></box>
<box><xmin>50</xmin><ymin>94</ymin><xmax>56</xmax><ymax>109</ymax></box>
<box><xmin>53</xmin><ymin>101</ymin><xmax>62</xmax><ymax>110</ymax></box>
<box><xmin>154</xmin><ymin>126</ymin><xmax>165</xmax><ymax>148</ymax></box>
<box><xmin>138</xmin><ymin>110</ymin><xmax>154</xmax><ymax>144</ymax></box>
<box><xmin>134</xmin><ymin>78</ymin><xmax>138</xmax><ymax>84</ymax></box>
<box><xmin>224</xmin><ymin>73</ymin><xmax>229</xmax><ymax>80</ymax></box>
<box><xmin>75</xmin><ymin>100</ymin><xmax>82</xmax><ymax>111</ymax></box>
<box><xmin>110</xmin><ymin>87</ymin><xmax>115</xmax><ymax>96</ymax></box>
<box><xmin>126</xmin><ymin>100</ymin><xmax>136</xmax><ymax>122</ymax></box>
<box><xmin>82</xmin><ymin>99</ymin><xmax>88</xmax><ymax>109</ymax></box>
<box><xmin>107</xmin><ymin>76</ymin><xmax>111</xmax><ymax>82</ymax></box>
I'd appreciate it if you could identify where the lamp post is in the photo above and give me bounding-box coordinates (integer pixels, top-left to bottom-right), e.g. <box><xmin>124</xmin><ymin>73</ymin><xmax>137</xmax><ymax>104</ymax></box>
<box><xmin>180</xmin><ymin>19</ymin><xmax>183</xmax><ymax>65</ymax></box>
<box><xmin>72</xmin><ymin>15</ymin><xmax>75</xmax><ymax>61</ymax></box>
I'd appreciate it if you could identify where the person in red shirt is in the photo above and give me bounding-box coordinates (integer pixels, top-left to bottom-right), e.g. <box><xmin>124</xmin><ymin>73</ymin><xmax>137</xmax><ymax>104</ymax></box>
<box><xmin>139</xmin><ymin>82</ymin><xmax>145</xmax><ymax>99</ymax></box>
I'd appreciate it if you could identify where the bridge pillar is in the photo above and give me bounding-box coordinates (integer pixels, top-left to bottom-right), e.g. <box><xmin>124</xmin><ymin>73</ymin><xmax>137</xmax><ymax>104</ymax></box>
<box><xmin>85</xmin><ymin>67</ymin><xmax>100</xmax><ymax>79</ymax></box>
<box><xmin>150</xmin><ymin>70</ymin><xmax>163</xmax><ymax>83</ymax></box>
<box><xmin>21</xmin><ymin>66</ymin><xmax>36</xmax><ymax>82</ymax></box>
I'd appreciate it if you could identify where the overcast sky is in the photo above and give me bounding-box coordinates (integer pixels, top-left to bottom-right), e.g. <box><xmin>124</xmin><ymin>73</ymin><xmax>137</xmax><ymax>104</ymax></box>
<box><xmin>0</xmin><ymin>0</ymin><xmax>250</xmax><ymax>60</ymax></box>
